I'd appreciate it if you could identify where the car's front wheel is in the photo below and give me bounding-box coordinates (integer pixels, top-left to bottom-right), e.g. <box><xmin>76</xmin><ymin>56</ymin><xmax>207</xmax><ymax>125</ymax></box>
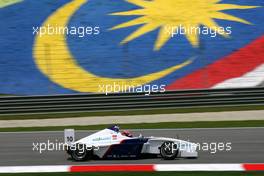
<box><xmin>160</xmin><ymin>141</ymin><xmax>179</xmax><ymax>160</ymax></box>
<box><xmin>71</xmin><ymin>143</ymin><xmax>93</xmax><ymax>161</ymax></box>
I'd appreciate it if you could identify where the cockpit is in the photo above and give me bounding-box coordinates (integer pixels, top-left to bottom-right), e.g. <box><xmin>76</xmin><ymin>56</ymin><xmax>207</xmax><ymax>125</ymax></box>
<box><xmin>108</xmin><ymin>125</ymin><xmax>133</xmax><ymax>138</ymax></box>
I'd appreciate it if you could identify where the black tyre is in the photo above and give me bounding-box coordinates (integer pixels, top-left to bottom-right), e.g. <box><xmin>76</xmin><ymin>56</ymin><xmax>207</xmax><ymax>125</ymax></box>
<box><xmin>65</xmin><ymin>145</ymin><xmax>73</xmax><ymax>155</ymax></box>
<box><xmin>160</xmin><ymin>141</ymin><xmax>179</xmax><ymax>160</ymax></box>
<box><xmin>71</xmin><ymin>143</ymin><xmax>93</xmax><ymax>161</ymax></box>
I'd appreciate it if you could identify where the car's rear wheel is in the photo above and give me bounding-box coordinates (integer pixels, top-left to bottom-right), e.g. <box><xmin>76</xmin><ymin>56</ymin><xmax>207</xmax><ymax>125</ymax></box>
<box><xmin>71</xmin><ymin>143</ymin><xmax>93</xmax><ymax>161</ymax></box>
<box><xmin>160</xmin><ymin>141</ymin><xmax>179</xmax><ymax>160</ymax></box>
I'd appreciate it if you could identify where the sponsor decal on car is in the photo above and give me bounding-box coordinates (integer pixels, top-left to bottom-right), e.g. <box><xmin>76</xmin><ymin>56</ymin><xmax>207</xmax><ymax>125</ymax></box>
<box><xmin>112</xmin><ymin>135</ymin><xmax>117</xmax><ymax>140</ymax></box>
<box><xmin>92</xmin><ymin>136</ymin><xmax>111</xmax><ymax>142</ymax></box>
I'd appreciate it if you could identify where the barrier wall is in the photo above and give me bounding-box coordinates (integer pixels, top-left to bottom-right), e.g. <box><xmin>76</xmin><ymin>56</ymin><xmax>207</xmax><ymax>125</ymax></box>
<box><xmin>0</xmin><ymin>0</ymin><xmax>263</xmax><ymax>95</ymax></box>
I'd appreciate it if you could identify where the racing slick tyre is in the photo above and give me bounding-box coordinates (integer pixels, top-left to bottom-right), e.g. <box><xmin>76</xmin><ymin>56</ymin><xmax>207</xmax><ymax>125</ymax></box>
<box><xmin>71</xmin><ymin>143</ymin><xmax>93</xmax><ymax>161</ymax></box>
<box><xmin>160</xmin><ymin>141</ymin><xmax>179</xmax><ymax>160</ymax></box>
<box><xmin>65</xmin><ymin>145</ymin><xmax>72</xmax><ymax>155</ymax></box>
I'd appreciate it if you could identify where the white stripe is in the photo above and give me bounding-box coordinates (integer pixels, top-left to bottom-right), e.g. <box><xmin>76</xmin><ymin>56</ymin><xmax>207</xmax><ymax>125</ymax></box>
<box><xmin>0</xmin><ymin>166</ymin><xmax>69</xmax><ymax>173</ymax></box>
<box><xmin>0</xmin><ymin>164</ymin><xmax>247</xmax><ymax>173</ymax></box>
<box><xmin>1</xmin><ymin>127</ymin><xmax>264</xmax><ymax>134</ymax></box>
<box><xmin>154</xmin><ymin>164</ymin><xmax>244</xmax><ymax>171</ymax></box>
<box><xmin>213</xmin><ymin>63</ymin><xmax>264</xmax><ymax>88</ymax></box>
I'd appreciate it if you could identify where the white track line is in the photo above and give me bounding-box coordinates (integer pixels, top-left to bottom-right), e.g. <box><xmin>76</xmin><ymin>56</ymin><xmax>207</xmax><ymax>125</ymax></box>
<box><xmin>0</xmin><ymin>164</ymin><xmax>263</xmax><ymax>173</ymax></box>
<box><xmin>0</xmin><ymin>127</ymin><xmax>264</xmax><ymax>134</ymax></box>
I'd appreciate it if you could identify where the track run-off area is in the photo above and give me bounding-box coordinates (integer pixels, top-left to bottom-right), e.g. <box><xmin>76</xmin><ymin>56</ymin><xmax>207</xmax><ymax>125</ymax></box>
<box><xmin>0</xmin><ymin>127</ymin><xmax>263</xmax><ymax>166</ymax></box>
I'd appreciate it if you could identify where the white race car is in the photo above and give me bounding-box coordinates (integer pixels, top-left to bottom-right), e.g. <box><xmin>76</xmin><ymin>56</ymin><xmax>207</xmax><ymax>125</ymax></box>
<box><xmin>65</xmin><ymin>125</ymin><xmax>198</xmax><ymax>161</ymax></box>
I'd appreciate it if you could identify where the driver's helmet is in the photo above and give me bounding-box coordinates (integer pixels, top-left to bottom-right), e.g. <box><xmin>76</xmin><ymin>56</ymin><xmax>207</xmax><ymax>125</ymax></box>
<box><xmin>108</xmin><ymin>125</ymin><xmax>120</xmax><ymax>133</ymax></box>
<box><xmin>121</xmin><ymin>130</ymin><xmax>133</xmax><ymax>137</ymax></box>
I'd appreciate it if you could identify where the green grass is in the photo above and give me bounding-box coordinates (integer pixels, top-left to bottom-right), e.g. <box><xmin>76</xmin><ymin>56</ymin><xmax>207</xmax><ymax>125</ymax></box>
<box><xmin>1</xmin><ymin>120</ymin><xmax>264</xmax><ymax>132</ymax></box>
<box><xmin>0</xmin><ymin>172</ymin><xmax>263</xmax><ymax>176</ymax></box>
<box><xmin>0</xmin><ymin>0</ymin><xmax>23</xmax><ymax>8</ymax></box>
<box><xmin>1</xmin><ymin>105</ymin><xmax>264</xmax><ymax>120</ymax></box>
<box><xmin>0</xmin><ymin>94</ymin><xmax>11</xmax><ymax>96</ymax></box>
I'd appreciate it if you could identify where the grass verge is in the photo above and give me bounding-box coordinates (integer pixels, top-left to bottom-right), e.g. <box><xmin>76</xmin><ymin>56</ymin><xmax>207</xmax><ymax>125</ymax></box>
<box><xmin>0</xmin><ymin>120</ymin><xmax>264</xmax><ymax>132</ymax></box>
<box><xmin>0</xmin><ymin>105</ymin><xmax>264</xmax><ymax>120</ymax></box>
<box><xmin>0</xmin><ymin>172</ymin><xmax>263</xmax><ymax>176</ymax></box>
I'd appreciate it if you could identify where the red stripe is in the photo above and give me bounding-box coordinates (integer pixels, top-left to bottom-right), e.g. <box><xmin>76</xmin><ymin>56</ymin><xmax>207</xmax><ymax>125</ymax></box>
<box><xmin>243</xmin><ymin>164</ymin><xmax>264</xmax><ymax>171</ymax></box>
<box><xmin>70</xmin><ymin>165</ymin><xmax>155</xmax><ymax>172</ymax></box>
<box><xmin>166</xmin><ymin>35</ymin><xmax>264</xmax><ymax>90</ymax></box>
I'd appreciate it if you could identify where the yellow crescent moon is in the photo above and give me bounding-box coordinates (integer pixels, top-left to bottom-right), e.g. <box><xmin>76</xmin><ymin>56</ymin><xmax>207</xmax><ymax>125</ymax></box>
<box><xmin>33</xmin><ymin>0</ymin><xmax>192</xmax><ymax>93</ymax></box>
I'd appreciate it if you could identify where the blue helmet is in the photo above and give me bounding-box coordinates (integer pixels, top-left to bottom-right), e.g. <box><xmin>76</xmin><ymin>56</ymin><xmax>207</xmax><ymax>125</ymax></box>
<box><xmin>108</xmin><ymin>125</ymin><xmax>120</xmax><ymax>132</ymax></box>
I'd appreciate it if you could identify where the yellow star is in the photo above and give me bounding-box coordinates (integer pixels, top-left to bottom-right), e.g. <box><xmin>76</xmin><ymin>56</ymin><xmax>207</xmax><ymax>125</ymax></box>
<box><xmin>110</xmin><ymin>0</ymin><xmax>259</xmax><ymax>50</ymax></box>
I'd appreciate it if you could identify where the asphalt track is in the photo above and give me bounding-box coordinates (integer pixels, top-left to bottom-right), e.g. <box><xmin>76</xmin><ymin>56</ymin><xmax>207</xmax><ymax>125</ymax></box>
<box><xmin>0</xmin><ymin>128</ymin><xmax>263</xmax><ymax>166</ymax></box>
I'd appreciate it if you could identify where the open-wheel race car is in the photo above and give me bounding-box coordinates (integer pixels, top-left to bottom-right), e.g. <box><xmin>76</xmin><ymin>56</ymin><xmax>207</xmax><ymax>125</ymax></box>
<box><xmin>65</xmin><ymin>125</ymin><xmax>198</xmax><ymax>161</ymax></box>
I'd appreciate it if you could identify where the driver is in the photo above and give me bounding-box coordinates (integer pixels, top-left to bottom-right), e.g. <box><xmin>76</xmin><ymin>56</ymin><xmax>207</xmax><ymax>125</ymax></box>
<box><xmin>109</xmin><ymin>125</ymin><xmax>120</xmax><ymax>133</ymax></box>
<box><xmin>121</xmin><ymin>130</ymin><xmax>133</xmax><ymax>137</ymax></box>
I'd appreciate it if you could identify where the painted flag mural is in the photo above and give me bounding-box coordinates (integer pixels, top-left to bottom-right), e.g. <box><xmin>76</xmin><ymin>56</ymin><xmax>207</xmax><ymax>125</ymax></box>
<box><xmin>0</xmin><ymin>0</ymin><xmax>263</xmax><ymax>95</ymax></box>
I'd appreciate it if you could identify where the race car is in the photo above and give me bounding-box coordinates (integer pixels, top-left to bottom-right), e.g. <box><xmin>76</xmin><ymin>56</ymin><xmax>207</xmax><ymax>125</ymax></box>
<box><xmin>65</xmin><ymin>125</ymin><xmax>198</xmax><ymax>161</ymax></box>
